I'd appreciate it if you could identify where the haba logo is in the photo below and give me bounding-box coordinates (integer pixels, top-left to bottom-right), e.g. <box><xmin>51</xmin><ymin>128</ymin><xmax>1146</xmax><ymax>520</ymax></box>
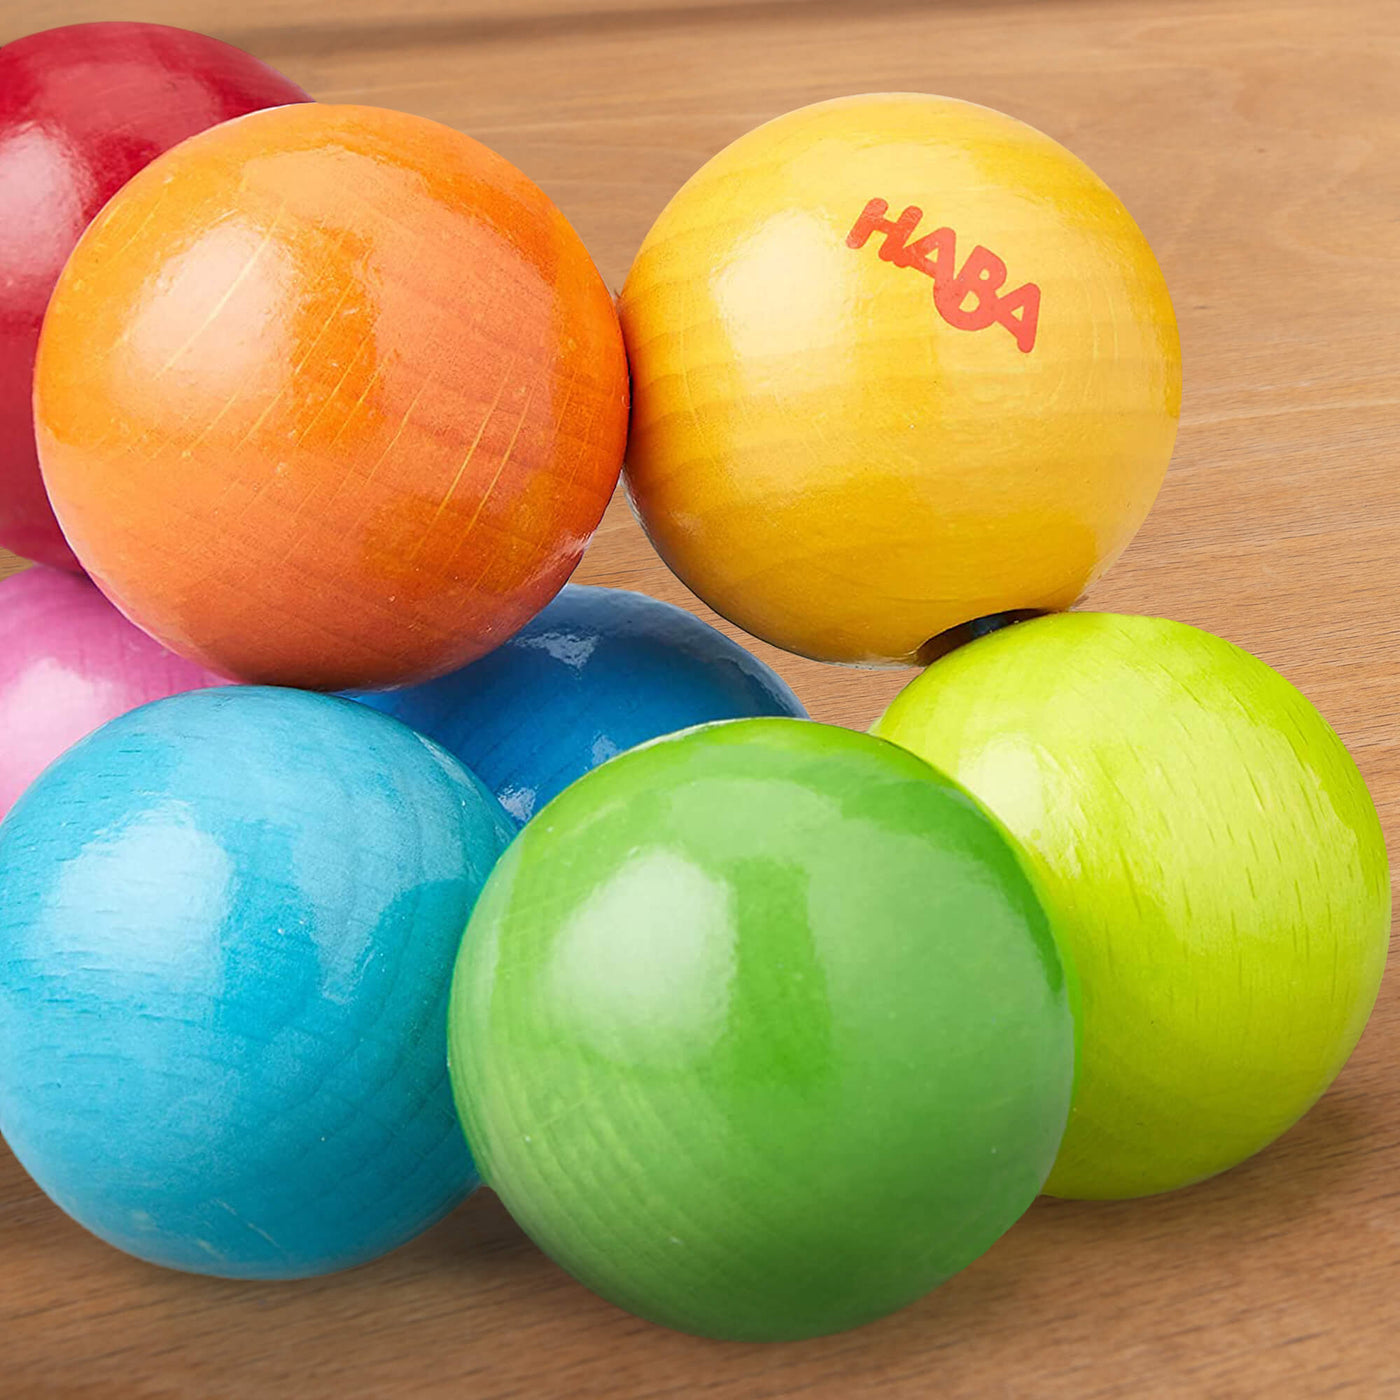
<box><xmin>846</xmin><ymin>199</ymin><xmax>1041</xmax><ymax>354</ymax></box>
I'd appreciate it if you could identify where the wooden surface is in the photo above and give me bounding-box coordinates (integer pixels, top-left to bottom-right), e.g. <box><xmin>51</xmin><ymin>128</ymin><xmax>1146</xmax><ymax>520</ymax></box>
<box><xmin>1</xmin><ymin>0</ymin><xmax>1397</xmax><ymax>1394</ymax></box>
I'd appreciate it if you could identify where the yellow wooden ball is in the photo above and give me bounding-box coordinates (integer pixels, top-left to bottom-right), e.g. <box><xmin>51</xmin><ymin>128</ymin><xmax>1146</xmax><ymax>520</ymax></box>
<box><xmin>620</xmin><ymin>94</ymin><xmax>1182</xmax><ymax>665</ymax></box>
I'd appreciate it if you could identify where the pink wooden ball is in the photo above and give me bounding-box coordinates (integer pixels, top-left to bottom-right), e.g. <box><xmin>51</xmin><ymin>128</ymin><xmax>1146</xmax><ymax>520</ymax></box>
<box><xmin>0</xmin><ymin>567</ymin><xmax>227</xmax><ymax>817</ymax></box>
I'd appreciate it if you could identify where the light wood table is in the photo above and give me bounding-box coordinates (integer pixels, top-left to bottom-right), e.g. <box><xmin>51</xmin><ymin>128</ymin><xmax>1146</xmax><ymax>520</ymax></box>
<box><xmin>1</xmin><ymin>1</ymin><xmax>1397</xmax><ymax>1394</ymax></box>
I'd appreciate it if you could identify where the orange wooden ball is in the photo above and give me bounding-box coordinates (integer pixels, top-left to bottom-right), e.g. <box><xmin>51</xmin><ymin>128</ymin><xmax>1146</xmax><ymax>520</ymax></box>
<box><xmin>35</xmin><ymin>103</ymin><xmax>628</xmax><ymax>691</ymax></box>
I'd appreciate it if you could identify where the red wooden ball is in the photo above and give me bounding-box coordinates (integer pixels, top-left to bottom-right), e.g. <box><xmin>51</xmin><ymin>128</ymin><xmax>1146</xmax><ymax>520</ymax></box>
<box><xmin>0</xmin><ymin>22</ymin><xmax>310</xmax><ymax>571</ymax></box>
<box><xmin>35</xmin><ymin>103</ymin><xmax>630</xmax><ymax>691</ymax></box>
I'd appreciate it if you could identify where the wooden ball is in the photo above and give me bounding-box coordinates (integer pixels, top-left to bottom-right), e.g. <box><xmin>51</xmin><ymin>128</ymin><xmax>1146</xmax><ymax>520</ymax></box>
<box><xmin>355</xmin><ymin>583</ymin><xmax>807</xmax><ymax>824</ymax></box>
<box><xmin>0</xmin><ymin>566</ymin><xmax>226</xmax><ymax>819</ymax></box>
<box><xmin>449</xmin><ymin>719</ymin><xmax>1073</xmax><ymax>1340</ymax></box>
<box><xmin>0</xmin><ymin>21</ymin><xmax>310</xmax><ymax>572</ymax></box>
<box><xmin>0</xmin><ymin>687</ymin><xmax>514</xmax><ymax>1277</ymax></box>
<box><xmin>875</xmin><ymin>614</ymin><xmax>1390</xmax><ymax>1198</ymax></box>
<box><xmin>36</xmin><ymin>103</ymin><xmax>628</xmax><ymax>690</ymax></box>
<box><xmin>620</xmin><ymin>94</ymin><xmax>1181</xmax><ymax>665</ymax></box>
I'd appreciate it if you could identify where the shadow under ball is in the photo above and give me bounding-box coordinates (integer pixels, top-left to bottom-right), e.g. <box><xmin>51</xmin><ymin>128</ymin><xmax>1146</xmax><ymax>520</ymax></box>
<box><xmin>0</xmin><ymin>565</ymin><xmax>226</xmax><ymax>819</ymax></box>
<box><xmin>873</xmin><ymin>613</ymin><xmax>1391</xmax><ymax>1199</ymax></box>
<box><xmin>0</xmin><ymin>687</ymin><xmax>514</xmax><ymax>1277</ymax></box>
<box><xmin>0</xmin><ymin>21</ymin><xmax>310</xmax><ymax>572</ymax></box>
<box><xmin>620</xmin><ymin>93</ymin><xmax>1181</xmax><ymax>665</ymax></box>
<box><xmin>449</xmin><ymin>718</ymin><xmax>1074</xmax><ymax>1341</ymax></box>
<box><xmin>34</xmin><ymin>102</ymin><xmax>629</xmax><ymax>691</ymax></box>
<box><xmin>355</xmin><ymin>584</ymin><xmax>806</xmax><ymax>824</ymax></box>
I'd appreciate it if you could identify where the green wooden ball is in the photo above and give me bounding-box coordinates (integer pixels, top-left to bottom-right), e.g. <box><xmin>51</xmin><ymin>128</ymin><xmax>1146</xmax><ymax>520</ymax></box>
<box><xmin>448</xmin><ymin>718</ymin><xmax>1074</xmax><ymax>1341</ymax></box>
<box><xmin>874</xmin><ymin>612</ymin><xmax>1390</xmax><ymax>1200</ymax></box>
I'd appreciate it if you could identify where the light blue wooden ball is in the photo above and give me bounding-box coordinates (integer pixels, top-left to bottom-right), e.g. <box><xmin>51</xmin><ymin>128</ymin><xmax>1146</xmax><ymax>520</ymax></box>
<box><xmin>0</xmin><ymin>686</ymin><xmax>513</xmax><ymax>1278</ymax></box>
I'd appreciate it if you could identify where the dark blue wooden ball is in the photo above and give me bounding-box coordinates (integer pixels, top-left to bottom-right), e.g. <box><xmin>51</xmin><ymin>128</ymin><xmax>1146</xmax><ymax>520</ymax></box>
<box><xmin>355</xmin><ymin>585</ymin><xmax>807</xmax><ymax>824</ymax></box>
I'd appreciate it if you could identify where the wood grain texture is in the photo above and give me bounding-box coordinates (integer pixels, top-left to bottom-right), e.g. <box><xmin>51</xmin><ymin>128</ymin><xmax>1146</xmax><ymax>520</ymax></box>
<box><xmin>0</xmin><ymin>0</ymin><xmax>1396</xmax><ymax>1394</ymax></box>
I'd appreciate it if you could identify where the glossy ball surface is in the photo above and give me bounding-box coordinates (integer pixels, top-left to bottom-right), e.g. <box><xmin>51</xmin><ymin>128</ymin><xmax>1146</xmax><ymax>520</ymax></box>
<box><xmin>0</xmin><ymin>565</ymin><xmax>226</xmax><ymax>818</ymax></box>
<box><xmin>621</xmin><ymin>94</ymin><xmax>1181</xmax><ymax>665</ymax></box>
<box><xmin>0</xmin><ymin>687</ymin><xmax>514</xmax><ymax>1277</ymax></box>
<box><xmin>355</xmin><ymin>584</ymin><xmax>806</xmax><ymax>824</ymax></box>
<box><xmin>873</xmin><ymin>613</ymin><xmax>1391</xmax><ymax>1199</ymax></box>
<box><xmin>449</xmin><ymin>718</ymin><xmax>1074</xmax><ymax>1341</ymax></box>
<box><xmin>0</xmin><ymin>21</ymin><xmax>310</xmax><ymax>571</ymax></box>
<box><xmin>35</xmin><ymin>102</ymin><xmax>629</xmax><ymax>690</ymax></box>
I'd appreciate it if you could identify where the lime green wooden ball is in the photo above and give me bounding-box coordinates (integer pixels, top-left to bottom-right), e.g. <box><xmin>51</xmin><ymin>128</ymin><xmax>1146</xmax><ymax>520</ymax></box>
<box><xmin>448</xmin><ymin>718</ymin><xmax>1074</xmax><ymax>1340</ymax></box>
<box><xmin>873</xmin><ymin>612</ymin><xmax>1390</xmax><ymax>1200</ymax></box>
